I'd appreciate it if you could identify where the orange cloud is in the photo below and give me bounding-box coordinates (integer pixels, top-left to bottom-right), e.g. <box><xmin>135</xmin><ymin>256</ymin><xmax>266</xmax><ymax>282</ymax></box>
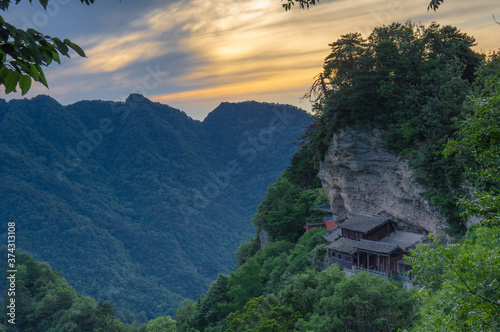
<box><xmin>151</xmin><ymin>66</ymin><xmax>318</xmax><ymax>103</ymax></box>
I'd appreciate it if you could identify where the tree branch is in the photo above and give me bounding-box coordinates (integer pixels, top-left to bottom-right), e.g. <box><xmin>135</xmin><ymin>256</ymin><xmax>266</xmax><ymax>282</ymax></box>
<box><xmin>449</xmin><ymin>265</ymin><xmax>500</xmax><ymax>307</ymax></box>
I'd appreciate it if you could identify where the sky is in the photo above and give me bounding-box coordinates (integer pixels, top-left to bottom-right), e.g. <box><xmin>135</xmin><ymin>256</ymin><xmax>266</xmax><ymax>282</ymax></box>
<box><xmin>1</xmin><ymin>0</ymin><xmax>499</xmax><ymax>120</ymax></box>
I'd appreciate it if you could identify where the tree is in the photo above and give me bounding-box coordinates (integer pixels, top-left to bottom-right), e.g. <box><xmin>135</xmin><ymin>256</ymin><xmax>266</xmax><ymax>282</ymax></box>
<box><xmin>282</xmin><ymin>0</ymin><xmax>319</xmax><ymax>11</ymax></box>
<box><xmin>226</xmin><ymin>295</ymin><xmax>295</xmax><ymax>332</ymax></box>
<box><xmin>299</xmin><ymin>271</ymin><xmax>416</xmax><ymax>332</ymax></box>
<box><xmin>427</xmin><ymin>0</ymin><xmax>444</xmax><ymax>11</ymax></box>
<box><xmin>192</xmin><ymin>274</ymin><xmax>232</xmax><ymax>331</ymax></box>
<box><xmin>252</xmin><ymin>174</ymin><xmax>326</xmax><ymax>242</ymax></box>
<box><xmin>444</xmin><ymin>74</ymin><xmax>500</xmax><ymax>227</ymax></box>
<box><xmin>146</xmin><ymin>316</ymin><xmax>177</xmax><ymax>332</ymax></box>
<box><xmin>406</xmin><ymin>227</ymin><xmax>500</xmax><ymax>331</ymax></box>
<box><xmin>227</xmin><ymin>256</ymin><xmax>264</xmax><ymax>310</ymax></box>
<box><xmin>174</xmin><ymin>300</ymin><xmax>198</xmax><ymax>332</ymax></box>
<box><xmin>0</xmin><ymin>253</ymin><xmax>130</xmax><ymax>331</ymax></box>
<box><xmin>0</xmin><ymin>0</ymin><xmax>93</xmax><ymax>95</ymax></box>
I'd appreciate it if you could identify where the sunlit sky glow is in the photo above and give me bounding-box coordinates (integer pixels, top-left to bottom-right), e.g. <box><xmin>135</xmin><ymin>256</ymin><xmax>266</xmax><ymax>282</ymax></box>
<box><xmin>2</xmin><ymin>0</ymin><xmax>499</xmax><ymax>119</ymax></box>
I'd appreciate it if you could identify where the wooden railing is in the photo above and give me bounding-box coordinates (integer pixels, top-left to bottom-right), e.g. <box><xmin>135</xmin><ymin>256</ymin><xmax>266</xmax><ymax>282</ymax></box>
<box><xmin>316</xmin><ymin>259</ymin><xmax>414</xmax><ymax>284</ymax></box>
<box><xmin>354</xmin><ymin>266</ymin><xmax>389</xmax><ymax>279</ymax></box>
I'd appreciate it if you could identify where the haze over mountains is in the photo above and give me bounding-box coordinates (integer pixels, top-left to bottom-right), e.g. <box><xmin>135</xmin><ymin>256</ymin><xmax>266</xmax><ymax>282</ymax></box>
<box><xmin>0</xmin><ymin>94</ymin><xmax>311</xmax><ymax>321</ymax></box>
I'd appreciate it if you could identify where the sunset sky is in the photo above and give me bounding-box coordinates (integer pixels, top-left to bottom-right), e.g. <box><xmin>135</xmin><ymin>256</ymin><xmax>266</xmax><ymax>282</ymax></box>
<box><xmin>2</xmin><ymin>0</ymin><xmax>499</xmax><ymax>120</ymax></box>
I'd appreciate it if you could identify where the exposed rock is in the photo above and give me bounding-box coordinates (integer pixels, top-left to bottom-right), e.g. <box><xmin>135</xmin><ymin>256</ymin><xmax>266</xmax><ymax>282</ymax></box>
<box><xmin>318</xmin><ymin>128</ymin><xmax>448</xmax><ymax>236</ymax></box>
<box><xmin>259</xmin><ymin>229</ymin><xmax>270</xmax><ymax>249</ymax></box>
<box><xmin>465</xmin><ymin>215</ymin><xmax>482</xmax><ymax>228</ymax></box>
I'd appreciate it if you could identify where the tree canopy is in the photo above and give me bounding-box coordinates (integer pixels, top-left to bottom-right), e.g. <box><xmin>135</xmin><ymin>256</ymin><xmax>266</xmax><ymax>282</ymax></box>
<box><xmin>404</xmin><ymin>48</ymin><xmax>500</xmax><ymax>332</ymax></box>
<box><xmin>0</xmin><ymin>253</ymin><xmax>130</xmax><ymax>331</ymax></box>
<box><xmin>407</xmin><ymin>226</ymin><xmax>500</xmax><ymax>331</ymax></box>
<box><xmin>444</xmin><ymin>73</ymin><xmax>500</xmax><ymax>227</ymax></box>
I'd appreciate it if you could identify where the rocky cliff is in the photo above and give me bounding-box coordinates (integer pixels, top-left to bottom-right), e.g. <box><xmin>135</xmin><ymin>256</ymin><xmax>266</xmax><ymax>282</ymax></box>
<box><xmin>318</xmin><ymin>128</ymin><xmax>448</xmax><ymax>235</ymax></box>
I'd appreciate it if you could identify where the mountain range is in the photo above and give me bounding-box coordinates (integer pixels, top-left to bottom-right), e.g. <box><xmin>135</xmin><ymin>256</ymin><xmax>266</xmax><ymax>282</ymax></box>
<box><xmin>0</xmin><ymin>94</ymin><xmax>311</xmax><ymax>321</ymax></box>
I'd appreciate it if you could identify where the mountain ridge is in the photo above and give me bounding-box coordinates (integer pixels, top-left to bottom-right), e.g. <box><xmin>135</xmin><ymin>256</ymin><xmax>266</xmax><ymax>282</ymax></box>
<box><xmin>0</xmin><ymin>95</ymin><xmax>311</xmax><ymax>321</ymax></box>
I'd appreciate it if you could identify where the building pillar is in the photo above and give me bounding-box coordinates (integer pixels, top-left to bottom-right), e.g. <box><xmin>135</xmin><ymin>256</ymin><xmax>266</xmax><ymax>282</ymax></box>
<box><xmin>377</xmin><ymin>254</ymin><xmax>380</xmax><ymax>271</ymax></box>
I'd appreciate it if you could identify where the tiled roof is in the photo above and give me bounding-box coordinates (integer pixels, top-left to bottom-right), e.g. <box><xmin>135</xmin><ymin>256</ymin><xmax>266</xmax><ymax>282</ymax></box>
<box><xmin>323</xmin><ymin>228</ymin><xmax>342</xmax><ymax>242</ymax></box>
<box><xmin>306</xmin><ymin>221</ymin><xmax>325</xmax><ymax>227</ymax></box>
<box><xmin>380</xmin><ymin>231</ymin><xmax>425</xmax><ymax>251</ymax></box>
<box><xmin>339</xmin><ymin>214</ymin><xmax>390</xmax><ymax>234</ymax></box>
<box><xmin>327</xmin><ymin>238</ymin><xmax>401</xmax><ymax>255</ymax></box>
<box><xmin>314</xmin><ymin>203</ymin><xmax>332</xmax><ymax>213</ymax></box>
<box><xmin>327</xmin><ymin>238</ymin><xmax>358</xmax><ymax>255</ymax></box>
<box><xmin>354</xmin><ymin>239</ymin><xmax>400</xmax><ymax>254</ymax></box>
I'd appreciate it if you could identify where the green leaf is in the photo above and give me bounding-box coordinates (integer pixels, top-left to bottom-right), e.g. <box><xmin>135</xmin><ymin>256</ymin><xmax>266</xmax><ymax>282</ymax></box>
<box><xmin>28</xmin><ymin>64</ymin><xmax>40</xmax><ymax>81</ymax></box>
<box><xmin>52</xmin><ymin>50</ymin><xmax>60</xmax><ymax>64</ymax></box>
<box><xmin>34</xmin><ymin>63</ymin><xmax>48</xmax><ymax>87</ymax></box>
<box><xmin>19</xmin><ymin>74</ymin><xmax>31</xmax><ymax>95</ymax></box>
<box><xmin>4</xmin><ymin>69</ymin><xmax>20</xmax><ymax>93</ymax></box>
<box><xmin>52</xmin><ymin>37</ymin><xmax>69</xmax><ymax>56</ymax></box>
<box><xmin>64</xmin><ymin>39</ymin><xmax>86</xmax><ymax>57</ymax></box>
<box><xmin>0</xmin><ymin>65</ymin><xmax>7</xmax><ymax>84</ymax></box>
<box><xmin>38</xmin><ymin>0</ymin><xmax>48</xmax><ymax>10</ymax></box>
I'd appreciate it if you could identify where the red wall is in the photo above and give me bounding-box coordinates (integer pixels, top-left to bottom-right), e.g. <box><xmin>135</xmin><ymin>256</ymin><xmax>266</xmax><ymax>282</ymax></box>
<box><xmin>342</xmin><ymin>221</ymin><xmax>395</xmax><ymax>241</ymax></box>
<box><xmin>364</xmin><ymin>221</ymin><xmax>395</xmax><ymax>241</ymax></box>
<box><xmin>306</xmin><ymin>224</ymin><xmax>325</xmax><ymax>232</ymax></box>
<box><xmin>325</xmin><ymin>220</ymin><xmax>338</xmax><ymax>230</ymax></box>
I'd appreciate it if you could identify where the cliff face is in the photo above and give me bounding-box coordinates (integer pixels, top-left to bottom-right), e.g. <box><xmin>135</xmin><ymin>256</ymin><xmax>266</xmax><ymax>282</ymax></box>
<box><xmin>318</xmin><ymin>128</ymin><xmax>447</xmax><ymax>235</ymax></box>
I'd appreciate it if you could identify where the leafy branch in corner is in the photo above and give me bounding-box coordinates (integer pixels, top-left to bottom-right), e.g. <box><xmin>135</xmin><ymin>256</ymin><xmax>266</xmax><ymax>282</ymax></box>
<box><xmin>283</xmin><ymin>0</ymin><xmax>445</xmax><ymax>11</ymax></box>
<box><xmin>282</xmin><ymin>0</ymin><xmax>318</xmax><ymax>11</ymax></box>
<box><xmin>427</xmin><ymin>0</ymin><xmax>444</xmax><ymax>11</ymax></box>
<box><xmin>0</xmin><ymin>0</ymin><xmax>95</xmax><ymax>95</ymax></box>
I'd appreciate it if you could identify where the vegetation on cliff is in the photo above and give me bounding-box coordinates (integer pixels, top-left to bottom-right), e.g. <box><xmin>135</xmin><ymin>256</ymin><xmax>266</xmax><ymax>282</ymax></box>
<box><xmin>303</xmin><ymin>21</ymin><xmax>498</xmax><ymax>233</ymax></box>
<box><xmin>407</xmin><ymin>73</ymin><xmax>500</xmax><ymax>332</ymax></box>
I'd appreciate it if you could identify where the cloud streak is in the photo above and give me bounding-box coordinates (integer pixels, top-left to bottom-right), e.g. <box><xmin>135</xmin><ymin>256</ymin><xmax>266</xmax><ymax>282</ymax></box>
<box><xmin>1</xmin><ymin>0</ymin><xmax>498</xmax><ymax>119</ymax></box>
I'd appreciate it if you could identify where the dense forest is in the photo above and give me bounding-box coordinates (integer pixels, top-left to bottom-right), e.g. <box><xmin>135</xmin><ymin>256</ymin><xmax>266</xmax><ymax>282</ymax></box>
<box><xmin>2</xmin><ymin>21</ymin><xmax>499</xmax><ymax>331</ymax></box>
<box><xmin>0</xmin><ymin>96</ymin><xmax>311</xmax><ymax>322</ymax></box>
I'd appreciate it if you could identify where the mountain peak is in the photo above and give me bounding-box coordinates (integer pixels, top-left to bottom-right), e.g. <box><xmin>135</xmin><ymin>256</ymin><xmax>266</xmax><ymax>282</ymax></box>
<box><xmin>125</xmin><ymin>93</ymin><xmax>150</xmax><ymax>105</ymax></box>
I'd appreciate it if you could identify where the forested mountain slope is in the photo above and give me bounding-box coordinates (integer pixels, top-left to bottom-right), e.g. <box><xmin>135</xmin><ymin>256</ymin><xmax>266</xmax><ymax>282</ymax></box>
<box><xmin>0</xmin><ymin>94</ymin><xmax>311</xmax><ymax>322</ymax></box>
